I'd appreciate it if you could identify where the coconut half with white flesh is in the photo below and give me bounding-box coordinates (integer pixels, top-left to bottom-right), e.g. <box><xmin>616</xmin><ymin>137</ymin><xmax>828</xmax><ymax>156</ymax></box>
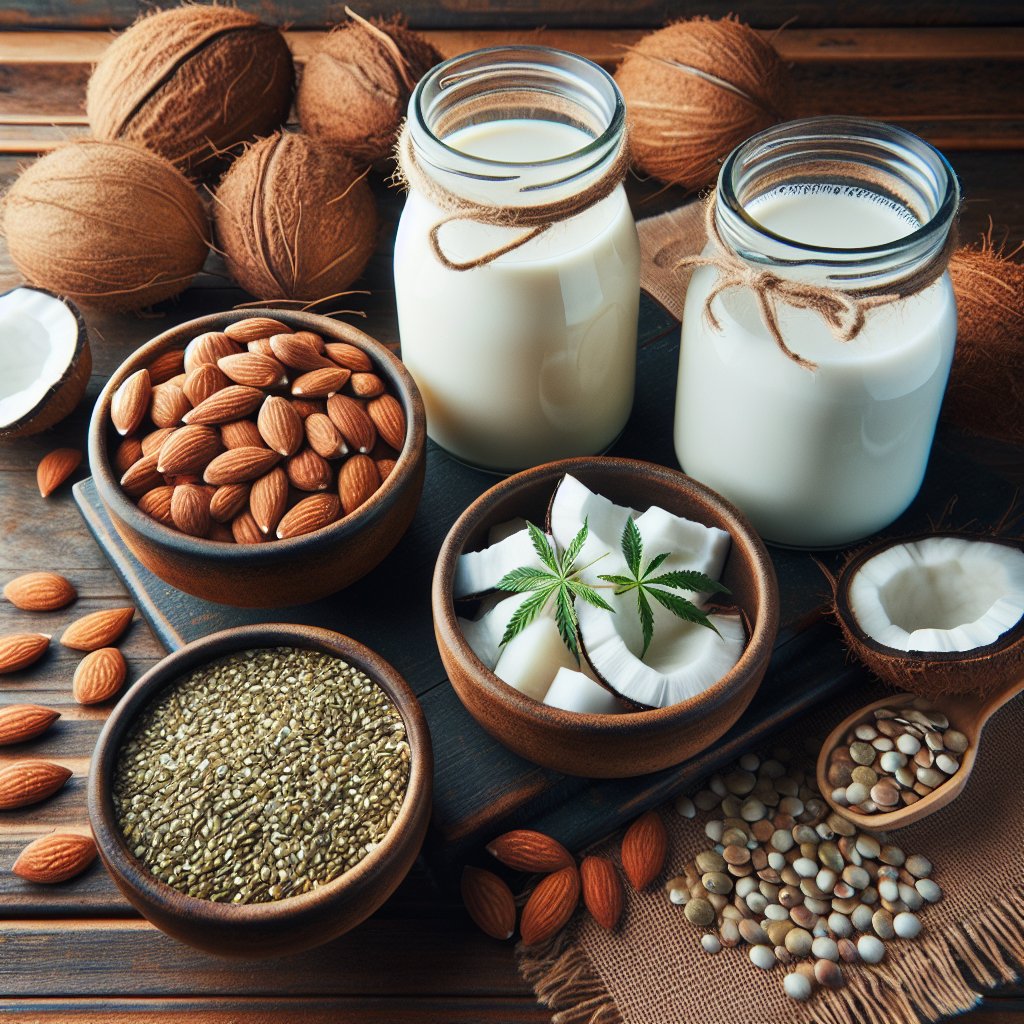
<box><xmin>544</xmin><ymin>666</ymin><xmax>624</xmax><ymax>715</ymax></box>
<box><xmin>0</xmin><ymin>287</ymin><xmax>92</xmax><ymax>439</ymax></box>
<box><xmin>835</xmin><ymin>533</ymin><xmax>1024</xmax><ymax>699</ymax></box>
<box><xmin>453</xmin><ymin>526</ymin><xmax>551</xmax><ymax>599</ymax></box>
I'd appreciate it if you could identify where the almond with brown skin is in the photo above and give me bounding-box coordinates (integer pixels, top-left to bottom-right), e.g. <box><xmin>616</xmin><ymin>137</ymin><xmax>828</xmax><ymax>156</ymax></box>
<box><xmin>0</xmin><ymin>633</ymin><xmax>50</xmax><ymax>674</ymax></box>
<box><xmin>338</xmin><ymin>455</ymin><xmax>380</xmax><ymax>515</ymax></box>
<box><xmin>3</xmin><ymin>572</ymin><xmax>76</xmax><ymax>612</ymax></box>
<box><xmin>620</xmin><ymin>810</ymin><xmax>668</xmax><ymax>890</ymax></box>
<box><xmin>580</xmin><ymin>856</ymin><xmax>623</xmax><ymax>930</ymax></box>
<box><xmin>257</xmin><ymin>396</ymin><xmax>304</xmax><ymax>456</ymax></box>
<box><xmin>270</xmin><ymin>333</ymin><xmax>334</xmax><ymax>371</ymax></box>
<box><xmin>208</xmin><ymin>521</ymin><xmax>235</xmax><ymax>543</ymax></box>
<box><xmin>147</xmin><ymin>348</ymin><xmax>186</xmax><ymax>385</ymax></box>
<box><xmin>141</xmin><ymin>427</ymin><xmax>176</xmax><ymax>457</ymax></box>
<box><xmin>250</xmin><ymin>467</ymin><xmax>288</xmax><ymax>535</ymax></box>
<box><xmin>520</xmin><ymin>866</ymin><xmax>580</xmax><ymax>946</ymax></box>
<box><xmin>114</xmin><ymin>437</ymin><xmax>144</xmax><ymax>476</ymax></box>
<box><xmin>137</xmin><ymin>485</ymin><xmax>176</xmax><ymax>527</ymax></box>
<box><xmin>277</xmin><ymin>493</ymin><xmax>341</xmax><ymax>540</ymax></box>
<box><xmin>60</xmin><ymin>607</ymin><xmax>134</xmax><ymax>651</ymax></box>
<box><xmin>0</xmin><ymin>760</ymin><xmax>72</xmax><ymax>809</ymax></box>
<box><xmin>287</xmin><ymin>448</ymin><xmax>333</xmax><ymax>492</ymax></box>
<box><xmin>305</xmin><ymin>413</ymin><xmax>348</xmax><ymax>459</ymax></box>
<box><xmin>156</xmin><ymin>425</ymin><xmax>222</xmax><ymax>476</ymax></box>
<box><xmin>367</xmin><ymin>395</ymin><xmax>407</xmax><ymax>451</ymax></box>
<box><xmin>324</xmin><ymin>342</ymin><xmax>372</xmax><ymax>373</ymax></box>
<box><xmin>218</xmin><ymin>352</ymin><xmax>288</xmax><ymax>388</ymax></box>
<box><xmin>231</xmin><ymin>510</ymin><xmax>266</xmax><ymax>545</ymax></box>
<box><xmin>220</xmin><ymin>418</ymin><xmax>266</xmax><ymax>449</ymax></box>
<box><xmin>183</xmin><ymin>331</ymin><xmax>238</xmax><ymax>373</ymax></box>
<box><xmin>209</xmin><ymin>482</ymin><xmax>251</xmax><ymax>523</ymax></box>
<box><xmin>486</xmin><ymin>830</ymin><xmax>575</xmax><ymax>873</ymax></box>
<box><xmin>183</xmin><ymin>363</ymin><xmax>230</xmax><ymax>407</ymax></box>
<box><xmin>37</xmin><ymin>448</ymin><xmax>82</xmax><ymax>498</ymax></box>
<box><xmin>291</xmin><ymin>367</ymin><xmax>351</xmax><ymax>399</ymax></box>
<box><xmin>376</xmin><ymin>458</ymin><xmax>397</xmax><ymax>482</ymax></box>
<box><xmin>224</xmin><ymin>318</ymin><xmax>293</xmax><ymax>343</ymax></box>
<box><xmin>461</xmin><ymin>866</ymin><xmax>516</xmax><ymax>941</ymax></box>
<box><xmin>150</xmin><ymin>382</ymin><xmax>190</xmax><ymax>428</ymax></box>
<box><xmin>73</xmin><ymin>647</ymin><xmax>127</xmax><ymax>705</ymax></box>
<box><xmin>110</xmin><ymin>368</ymin><xmax>151</xmax><ymax>436</ymax></box>
<box><xmin>247</xmin><ymin>337</ymin><xmax>275</xmax><ymax>357</ymax></box>
<box><xmin>13</xmin><ymin>832</ymin><xmax>98</xmax><ymax>883</ymax></box>
<box><xmin>119</xmin><ymin>452</ymin><xmax>163</xmax><ymax>498</ymax></box>
<box><xmin>0</xmin><ymin>705</ymin><xmax>60</xmax><ymax>746</ymax></box>
<box><xmin>290</xmin><ymin>398</ymin><xmax>324</xmax><ymax>420</ymax></box>
<box><xmin>351</xmin><ymin>372</ymin><xmax>385</xmax><ymax>398</ymax></box>
<box><xmin>171</xmin><ymin>483</ymin><xmax>212</xmax><ymax>537</ymax></box>
<box><xmin>203</xmin><ymin>447</ymin><xmax>280</xmax><ymax>486</ymax></box>
<box><xmin>327</xmin><ymin>394</ymin><xmax>376</xmax><ymax>453</ymax></box>
<box><xmin>183</xmin><ymin>385</ymin><xmax>263</xmax><ymax>426</ymax></box>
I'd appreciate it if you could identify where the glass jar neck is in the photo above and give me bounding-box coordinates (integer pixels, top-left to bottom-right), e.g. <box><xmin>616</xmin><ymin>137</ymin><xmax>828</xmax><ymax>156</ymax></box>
<box><xmin>714</xmin><ymin>116</ymin><xmax>959</xmax><ymax>291</ymax></box>
<box><xmin>406</xmin><ymin>46</ymin><xmax>626</xmax><ymax>208</ymax></box>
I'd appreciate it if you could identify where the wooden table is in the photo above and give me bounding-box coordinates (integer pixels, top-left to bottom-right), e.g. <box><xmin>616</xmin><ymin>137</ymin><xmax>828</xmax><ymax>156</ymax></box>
<box><xmin>1</xmin><ymin>17</ymin><xmax>1023</xmax><ymax>1022</ymax></box>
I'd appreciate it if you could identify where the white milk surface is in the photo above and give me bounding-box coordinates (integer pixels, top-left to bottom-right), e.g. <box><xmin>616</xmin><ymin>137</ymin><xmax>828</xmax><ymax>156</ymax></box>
<box><xmin>674</xmin><ymin>185</ymin><xmax>957</xmax><ymax>548</ymax></box>
<box><xmin>394</xmin><ymin>119</ymin><xmax>640</xmax><ymax>471</ymax></box>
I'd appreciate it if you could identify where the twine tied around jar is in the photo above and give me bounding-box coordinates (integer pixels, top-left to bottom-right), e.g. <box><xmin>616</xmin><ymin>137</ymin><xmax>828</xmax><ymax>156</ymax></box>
<box><xmin>671</xmin><ymin>189</ymin><xmax>959</xmax><ymax>371</ymax></box>
<box><xmin>393</xmin><ymin>120</ymin><xmax>632</xmax><ymax>272</ymax></box>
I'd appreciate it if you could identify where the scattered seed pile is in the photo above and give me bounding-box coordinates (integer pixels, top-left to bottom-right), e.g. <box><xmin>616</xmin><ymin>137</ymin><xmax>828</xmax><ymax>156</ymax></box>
<box><xmin>826</xmin><ymin>700</ymin><xmax>967</xmax><ymax>814</ymax></box>
<box><xmin>669</xmin><ymin>739</ymin><xmax>942</xmax><ymax>1002</ymax></box>
<box><xmin>113</xmin><ymin>647</ymin><xmax>410</xmax><ymax>903</ymax></box>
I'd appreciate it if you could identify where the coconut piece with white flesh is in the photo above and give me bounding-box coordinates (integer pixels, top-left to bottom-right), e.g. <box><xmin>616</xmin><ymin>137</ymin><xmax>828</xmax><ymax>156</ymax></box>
<box><xmin>492</xmin><ymin>610</ymin><xmax>587</xmax><ymax>703</ymax></box>
<box><xmin>544</xmin><ymin>666</ymin><xmax>623</xmax><ymax>715</ymax></box>
<box><xmin>454</xmin><ymin>527</ymin><xmax>552</xmax><ymax>599</ymax></box>
<box><xmin>458</xmin><ymin>594</ymin><xmax>522</xmax><ymax>671</ymax></box>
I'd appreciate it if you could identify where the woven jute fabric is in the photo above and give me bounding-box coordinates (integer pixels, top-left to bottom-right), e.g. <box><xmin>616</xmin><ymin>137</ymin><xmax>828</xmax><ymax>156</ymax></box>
<box><xmin>636</xmin><ymin>200</ymin><xmax>706</xmax><ymax>321</ymax></box>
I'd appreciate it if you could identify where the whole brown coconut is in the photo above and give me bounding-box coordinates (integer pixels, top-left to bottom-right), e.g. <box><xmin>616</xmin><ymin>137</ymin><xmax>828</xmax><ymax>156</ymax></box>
<box><xmin>86</xmin><ymin>5</ymin><xmax>295</xmax><ymax>178</ymax></box>
<box><xmin>297</xmin><ymin>9</ymin><xmax>442</xmax><ymax>165</ymax></box>
<box><xmin>1</xmin><ymin>139</ymin><xmax>210</xmax><ymax>312</ymax></box>
<box><xmin>615</xmin><ymin>17</ymin><xmax>792</xmax><ymax>191</ymax></box>
<box><xmin>943</xmin><ymin>237</ymin><xmax>1024</xmax><ymax>445</ymax></box>
<box><xmin>213</xmin><ymin>131</ymin><xmax>378</xmax><ymax>303</ymax></box>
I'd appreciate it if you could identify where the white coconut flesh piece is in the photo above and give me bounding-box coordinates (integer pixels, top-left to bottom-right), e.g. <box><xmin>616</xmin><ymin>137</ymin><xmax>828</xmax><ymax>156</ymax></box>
<box><xmin>493</xmin><ymin>609</ymin><xmax>591</xmax><ymax>703</ymax></box>
<box><xmin>458</xmin><ymin>593</ymin><xmax>522</xmax><ymax>670</ymax></box>
<box><xmin>846</xmin><ymin>536</ymin><xmax>1024</xmax><ymax>653</ymax></box>
<box><xmin>544</xmin><ymin>666</ymin><xmax>623</xmax><ymax>715</ymax></box>
<box><xmin>0</xmin><ymin>288</ymin><xmax>82</xmax><ymax>429</ymax></box>
<box><xmin>453</xmin><ymin>527</ymin><xmax>552</xmax><ymax>599</ymax></box>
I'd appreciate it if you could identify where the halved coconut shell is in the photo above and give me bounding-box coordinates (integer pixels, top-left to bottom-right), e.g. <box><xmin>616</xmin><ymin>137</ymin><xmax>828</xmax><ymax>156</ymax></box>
<box><xmin>0</xmin><ymin>287</ymin><xmax>91</xmax><ymax>439</ymax></box>
<box><xmin>833</xmin><ymin>532</ymin><xmax>1024</xmax><ymax>699</ymax></box>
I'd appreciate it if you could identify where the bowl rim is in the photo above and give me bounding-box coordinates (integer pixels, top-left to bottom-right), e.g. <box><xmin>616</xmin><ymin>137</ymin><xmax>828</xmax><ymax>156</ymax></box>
<box><xmin>87</xmin><ymin>623</ymin><xmax>433</xmax><ymax>925</ymax></box>
<box><xmin>432</xmin><ymin>456</ymin><xmax>779</xmax><ymax>733</ymax></box>
<box><xmin>87</xmin><ymin>309</ymin><xmax>425</xmax><ymax>563</ymax></box>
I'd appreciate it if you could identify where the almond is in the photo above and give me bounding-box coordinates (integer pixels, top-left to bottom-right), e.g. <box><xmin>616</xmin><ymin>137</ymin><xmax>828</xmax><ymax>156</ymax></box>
<box><xmin>141</xmin><ymin>427</ymin><xmax>176</xmax><ymax>457</ymax></box>
<box><xmin>183</xmin><ymin>385</ymin><xmax>263</xmax><ymax>426</ymax></box>
<box><xmin>60</xmin><ymin>607</ymin><xmax>134</xmax><ymax>652</ymax></box>
<box><xmin>220</xmin><ymin>418</ymin><xmax>266</xmax><ymax>449</ymax></box>
<box><xmin>37</xmin><ymin>448</ymin><xmax>82</xmax><ymax>498</ymax></box>
<box><xmin>0</xmin><ymin>705</ymin><xmax>60</xmax><ymax>746</ymax></box>
<box><xmin>3</xmin><ymin>572</ymin><xmax>76</xmax><ymax>612</ymax></box>
<box><xmin>171</xmin><ymin>483</ymin><xmax>212</xmax><ymax>537</ymax></box>
<box><xmin>367</xmin><ymin>395</ymin><xmax>407</xmax><ymax>451</ymax></box>
<box><xmin>350</xmin><ymin>372</ymin><xmax>385</xmax><ymax>398</ymax></box>
<box><xmin>250</xmin><ymin>467</ymin><xmax>288</xmax><ymax>535</ymax></box>
<box><xmin>286</xmin><ymin>448</ymin><xmax>333</xmax><ymax>492</ymax></box>
<box><xmin>183</xmin><ymin>363</ymin><xmax>230</xmax><ymax>407</ymax></box>
<box><xmin>231</xmin><ymin>510</ymin><xmax>266</xmax><ymax>544</ymax></box>
<box><xmin>247</xmin><ymin>337</ymin><xmax>275</xmax><ymax>357</ymax></box>
<box><xmin>620</xmin><ymin>810</ymin><xmax>667</xmax><ymax>890</ymax></box>
<box><xmin>208</xmin><ymin>521</ymin><xmax>235</xmax><ymax>543</ymax></box>
<box><xmin>257</xmin><ymin>396</ymin><xmax>304</xmax><ymax>456</ymax></box>
<box><xmin>120</xmin><ymin>452</ymin><xmax>163</xmax><ymax>498</ymax></box>
<box><xmin>305</xmin><ymin>413</ymin><xmax>348</xmax><ymax>459</ymax></box>
<box><xmin>376</xmin><ymin>458</ymin><xmax>397</xmax><ymax>481</ymax></box>
<box><xmin>276</xmin><ymin>493</ymin><xmax>340</xmax><ymax>540</ymax></box>
<box><xmin>270</xmin><ymin>333</ymin><xmax>334</xmax><ymax>371</ymax></box>
<box><xmin>580</xmin><ymin>856</ymin><xmax>623</xmax><ymax>930</ymax></box>
<box><xmin>0</xmin><ymin>633</ymin><xmax>50</xmax><ymax>674</ymax></box>
<box><xmin>114</xmin><ymin>437</ymin><xmax>144</xmax><ymax>476</ymax></box>
<box><xmin>149</xmin><ymin>382</ymin><xmax>190</xmax><ymax>428</ymax></box>
<box><xmin>461</xmin><ymin>866</ymin><xmax>516</xmax><ymax>940</ymax></box>
<box><xmin>209</xmin><ymin>482</ymin><xmax>251</xmax><ymax>523</ymax></box>
<box><xmin>137</xmin><ymin>485</ymin><xmax>176</xmax><ymax>527</ymax></box>
<box><xmin>520</xmin><ymin>866</ymin><xmax>580</xmax><ymax>946</ymax></box>
<box><xmin>203</xmin><ymin>447</ymin><xmax>280</xmax><ymax>486</ymax></box>
<box><xmin>73</xmin><ymin>647</ymin><xmax>127</xmax><ymax>705</ymax></box>
<box><xmin>13</xmin><ymin>832</ymin><xmax>98</xmax><ymax>883</ymax></box>
<box><xmin>110</xmin><ymin>368</ymin><xmax>151</xmax><ymax>436</ymax></box>
<box><xmin>486</xmin><ymin>830</ymin><xmax>575</xmax><ymax>873</ymax></box>
<box><xmin>223</xmin><ymin>317</ymin><xmax>293</xmax><ymax>343</ymax></box>
<box><xmin>183</xmin><ymin>331</ymin><xmax>238</xmax><ymax>373</ymax></box>
<box><xmin>327</xmin><ymin>394</ymin><xmax>376</xmax><ymax>453</ymax></box>
<box><xmin>218</xmin><ymin>352</ymin><xmax>288</xmax><ymax>388</ymax></box>
<box><xmin>148</xmin><ymin>348</ymin><xmax>186</xmax><ymax>385</ymax></box>
<box><xmin>0</xmin><ymin>760</ymin><xmax>72</xmax><ymax>809</ymax></box>
<box><xmin>291</xmin><ymin>398</ymin><xmax>324</xmax><ymax>420</ymax></box>
<box><xmin>324</xmin><ymin>342</ymin><xmax>372</xmax><ymax>372</ymax></box>
<box><xmin>338</xmin><ymin>454</ymin><xmax>380</xmax><ymax>515</ymax></box>
<box><xmin>291</xmin><ymin>367</ymin><xmax>351</xmax><ymax>399</ymax></box>
<box><xmin>156</xmin><ymin>425</ymin><xmax>222</xmax><ymax>476</ymax></box>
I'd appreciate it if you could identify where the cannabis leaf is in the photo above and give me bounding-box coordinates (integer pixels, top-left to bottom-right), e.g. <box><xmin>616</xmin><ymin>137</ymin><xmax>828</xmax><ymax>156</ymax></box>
<box><xmin>598</xmin><ymin>517</ymin><xmax>728</xmax><ymax>658</ymax></box>
<box><xmin>496</xmin><ymin>520</ymin><xmax>613</xmax><ymax>662</ymax></box>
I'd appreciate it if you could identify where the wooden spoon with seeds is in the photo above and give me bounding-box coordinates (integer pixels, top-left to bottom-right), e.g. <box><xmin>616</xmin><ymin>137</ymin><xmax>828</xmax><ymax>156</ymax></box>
<box><xmin>817</xmin><ymin>675</ymin><xmax>1024</xmax><ymax>830</ymax></box>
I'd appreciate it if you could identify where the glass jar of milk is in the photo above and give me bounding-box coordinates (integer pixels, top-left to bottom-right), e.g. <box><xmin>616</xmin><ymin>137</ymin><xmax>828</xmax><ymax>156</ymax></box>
<box><xmin>674</xmin><ymin>117</ymin><xmax>959</xmax><ymax>548</ymax></box>
<box><xmin>394</xmin><ymin>47</ymin><xmax>640</xmax><ymax>472</ymax></box>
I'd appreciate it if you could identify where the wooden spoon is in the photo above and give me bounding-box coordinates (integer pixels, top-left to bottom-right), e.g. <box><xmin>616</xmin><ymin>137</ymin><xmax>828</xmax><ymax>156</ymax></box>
<box><xmin>816</xmin><ymin>675</ymin><xmax>1024</xmax><ymax>831</ymax></box>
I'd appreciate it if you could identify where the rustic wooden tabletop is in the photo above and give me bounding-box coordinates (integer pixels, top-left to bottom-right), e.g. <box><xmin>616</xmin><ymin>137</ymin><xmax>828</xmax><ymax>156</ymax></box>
<box><xmin>1</xmin><ymin>10</ymin><xmax>1023</xmax><ymax>1022</ymax></box>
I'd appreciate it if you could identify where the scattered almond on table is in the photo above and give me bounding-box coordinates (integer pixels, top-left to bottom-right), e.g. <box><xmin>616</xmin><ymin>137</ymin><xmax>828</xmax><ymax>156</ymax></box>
<box><xmin>12</xmin><ymin>832</ymin><xmax>97</xmax><ymax>884</ymax></box>
<box><xmin>36</xmin><ymin>448</ymin><xmax>82</xmax><ymax>498</ymax></box>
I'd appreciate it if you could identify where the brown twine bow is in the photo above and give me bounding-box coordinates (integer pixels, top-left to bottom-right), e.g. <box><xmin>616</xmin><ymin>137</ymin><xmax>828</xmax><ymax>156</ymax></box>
<box><xmin>393</xmin><ymin>121</ymin><xmax>632</xmax><ymax>272</ymax></box>
<box><xmin>674</xmin><ymin>190</ymin><xmax>957</xmax><ymax>371</ymax></box>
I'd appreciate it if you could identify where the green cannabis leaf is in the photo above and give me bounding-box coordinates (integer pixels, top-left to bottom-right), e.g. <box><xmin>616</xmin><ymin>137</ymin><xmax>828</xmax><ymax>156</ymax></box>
<box><xmin>598</xmin><ymin>516</ymin><xmax>728</xmax><ymax>658</ymax></box>
<box><xmin>496</xmin><ymin>520</ymin><xmax>613</xmax><ymax>662</ymax></box>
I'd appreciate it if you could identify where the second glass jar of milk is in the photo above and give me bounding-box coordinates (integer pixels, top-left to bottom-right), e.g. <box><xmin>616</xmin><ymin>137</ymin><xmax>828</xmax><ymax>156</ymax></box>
<box><xmin>394</xmin><ymin>47</ymin><xmax>640</xmax><ymax>472</ymax></box>
<box><xmin>674</xmin><ymin>117</ymin><xmax>960</xmax><ymax>548</ymax></box>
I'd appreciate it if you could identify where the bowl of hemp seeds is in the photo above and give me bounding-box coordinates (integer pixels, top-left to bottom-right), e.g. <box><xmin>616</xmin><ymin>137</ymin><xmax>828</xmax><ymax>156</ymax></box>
<box><xmin>87</xmin><ymin>624</ymin><xmax>432</xmax><ymax>957</ymax></box>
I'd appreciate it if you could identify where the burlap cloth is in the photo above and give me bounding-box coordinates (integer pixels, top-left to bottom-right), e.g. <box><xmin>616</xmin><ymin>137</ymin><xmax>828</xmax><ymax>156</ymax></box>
<box><xmin>515</xmin><ymin>203</ymin><xmax>1024</xmax><ymax>1024</ymax></box>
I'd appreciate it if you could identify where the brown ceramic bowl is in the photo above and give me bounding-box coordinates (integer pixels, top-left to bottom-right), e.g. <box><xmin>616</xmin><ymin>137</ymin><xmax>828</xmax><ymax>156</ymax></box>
<box><xmin>87</xmin><ymin>310</ymin><xmax>426</xmax><ymax>607</ymax></box>
<box><xmin>432</xmin><ymin>457</ymin><xmax>779</xmax><ymax>778</ymax></box>
<box><xmin>88</xmin><ymin>624</ymin><xmax>432</xmax><ymax>958</ymax></box>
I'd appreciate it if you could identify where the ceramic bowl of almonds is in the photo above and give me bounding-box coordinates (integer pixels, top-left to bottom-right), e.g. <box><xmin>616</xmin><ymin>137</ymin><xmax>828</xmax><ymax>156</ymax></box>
<box><xmin>88</xmin><ymin>311</ymin><xmax>426</xmax><ymax>607</ymax></box>
<box><xmin>88</xmin><ymin>623</ymin><xmax>432</xmax><ymax>957</ymax></box>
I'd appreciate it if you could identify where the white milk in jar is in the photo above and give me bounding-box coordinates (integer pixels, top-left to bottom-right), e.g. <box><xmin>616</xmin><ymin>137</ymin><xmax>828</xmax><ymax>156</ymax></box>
<box><xmin>394</xmin><ymin>48</ymin><xmax>640</xmax><ymax>472</ymax></box>
<box><xmin>674</xmin><ymin>118</ymin><xmax>960</xmax><ymax>548</ymax></box>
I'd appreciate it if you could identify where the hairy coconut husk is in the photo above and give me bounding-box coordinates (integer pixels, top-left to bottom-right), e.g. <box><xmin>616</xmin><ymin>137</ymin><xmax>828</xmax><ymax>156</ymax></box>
<box><xmin>296</xmin><ymin>9</ymin><xmax>442</xmax><ymax>166</ymax></box>
<box><xmin>943</xmin><ymin>235</ymin><xmax>1024</xmax><ymax>445</ymax></box>
<box><xmin>615</xmin><ymin>16</ymin><xmax>792</xmax><ymax>191</ymax></box>
<box><xmin>212</xmin><ymin>131</ymin><xmax>378</xmax><ymax>303</ymax></box>
<box><xmin>1</xmin><ymin>139</ymin><xmax>210</xmax><ymax>312</ymax></box>
<box><xmin>86</xmin><ymin>5</ymin><xmax>295</xmax><ymax>178</ymax></box>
